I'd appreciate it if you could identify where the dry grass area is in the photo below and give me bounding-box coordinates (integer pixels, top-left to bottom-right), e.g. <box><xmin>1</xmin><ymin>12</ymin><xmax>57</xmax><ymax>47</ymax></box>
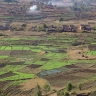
<box><xmin>20</xmin><ymin>78</ymin><xmax>48</xmax><ymax>91</ymax></box>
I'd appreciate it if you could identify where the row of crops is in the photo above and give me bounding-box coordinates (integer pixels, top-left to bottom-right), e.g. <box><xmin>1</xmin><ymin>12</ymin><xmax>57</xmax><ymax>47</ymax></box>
<box><xmin>0</xmin><ymin>33</ymin><xmax>96</xmax><ymax>87</ymax></box>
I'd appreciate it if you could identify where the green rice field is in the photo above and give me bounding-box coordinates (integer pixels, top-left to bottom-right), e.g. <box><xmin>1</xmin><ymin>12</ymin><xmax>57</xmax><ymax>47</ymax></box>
<box><xmin>0</xmin><ymin>33</ymin><xmax>96</xmax><ymax>90</ymax></box>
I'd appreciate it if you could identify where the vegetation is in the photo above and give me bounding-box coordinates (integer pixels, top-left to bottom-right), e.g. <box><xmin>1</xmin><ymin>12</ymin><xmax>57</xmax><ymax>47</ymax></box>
<box><xmin>93</xmin><ymin>27</ymin><xmax>96</xmax><ymax>30</ymax></box>
<box><xmin>59</xmin><ymin>18</ymin><xmax>63</xmax><ymax>22</ymax></box>
<box><xmin>0</xmin><ymin>88</ymin><xmax>8</xmax><ymax>96</ymax></box>
<box><xmin>34</xmin><ymin>84</ymin><xmax>42</xmax><ymax>96</ymax></box>
<box><xmin>21</xmin><ymin>24</ymin><xmax>27</xmax><ymax>28</ymax></box>
<box><xmin>64</xmin><ymin>91</ymin><xmax>69</xmax><ymax>96</ymax></box>
<box><xmin>43</xmin><ymin>83</ymin><xmax>50</xmax><ymax>96</ymax></box>
<box><xmin>0</xmin><ymin>1</ymin><xmax>96</xmax><ymax>95</ymax></box>
<box><xmin>66</xmin><ymin>82</ymin><xmax>73</xmax><ymax>92</ymax></box>
<box><xmin>78</xmin><ymin>83</ymin><xmax>82</xmax><ymax>90</ymax></box>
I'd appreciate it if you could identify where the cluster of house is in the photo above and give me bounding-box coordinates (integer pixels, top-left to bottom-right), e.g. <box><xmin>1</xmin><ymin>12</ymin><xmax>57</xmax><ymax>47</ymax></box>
<box><xmin>0</xmin><ymin>21</ymin><xmax>11</xmax><ymax>30</ymax></box>
<box><xmin>51</xmin><ymin>24</ymin><xmax>93</xmax><ymax>32</ymax></box>
<box><xmin>31</xmin><ymin>24</ymin><xmax>94</xmax><ymax>33</ymax></box>
<box><xmin>0</xmin><ymin>21</ymin><xmax>95</xmax><ymax>33</ymax></box>
<box><xmin>0</xmin><ymin>25</ymin><xmax>9</xmax><ymax>30</ymax></box>
<box><xmin>46</xmin><ymin>24</ymin><xmax>93</xmax><ymax>32</ymax></box>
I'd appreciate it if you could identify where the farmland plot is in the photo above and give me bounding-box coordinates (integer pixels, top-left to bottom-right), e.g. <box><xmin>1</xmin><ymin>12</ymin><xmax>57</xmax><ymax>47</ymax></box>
<box><xmin>0</xmin><ymin>33</ymin><xmax>96</xmax><ymax>95</ymax></box>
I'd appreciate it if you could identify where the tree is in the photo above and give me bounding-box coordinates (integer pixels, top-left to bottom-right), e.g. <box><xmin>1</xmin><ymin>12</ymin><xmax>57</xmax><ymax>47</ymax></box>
<box><xmin>34</xmin><ymin>84</ymin><xmax>42</xmax><ymax>96</ymax></box>
<box><xmin>78</xmin><ymin>83</ymin><xmax>82</xmax><ymax>90</ymax></box>
<box><xmin>64</xmin><ymin>91</ymin><xmax>69</xmax><ymax>96</ymax></box>
<box><xmin>45</xmin><ymin>29</ymin><xmax>49</xmax><ymax>35</ymax></box>
<box><xmin>21</xmin><ymin>24</ymin><xmax>27</xmax><ymax>27</ymax></box>
<box><xmin>60</xmin><ymin>90</ymin><xmax>64</xmax><ymax>96</ymax></box>
<box><xmin>20</xmin><ymin>7</ymin><xmax>23</xmax><ymax>11</ymax></box>
<box><xmin>59</xmin><ymin>18</ymin><xmax>63</xmax><ymax>22</ymax></box>
<box><xmin>74</xmin><ymin>2</ymin><xmax>77</xmax><ymax>7</ymax></box>
<box><xmin>43</xmin><ymin>83</ymin><xmax>50</xmax><ymax>96</ymax></box>
<box><xmin>93</xmin><ymin>27</ymin><xmax>96</xmax><ymax>30</ymax></box>
<box><xmin>42</xmin><ymin>23</ymin><xmax>47</xmax><ymax>29</ymax></box>
<box><xmin>57</xmin><ymin>91</ymin><xmax>60</xmax><ymax>96</ymax></box>
<box><xmin>66</xmin><ymin>82</ymin><xmax>73</xmax><ymax>92</ymax></box>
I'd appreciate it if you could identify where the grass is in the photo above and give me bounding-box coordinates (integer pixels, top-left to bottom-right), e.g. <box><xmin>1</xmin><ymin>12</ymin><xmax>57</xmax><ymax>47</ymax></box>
<box><xmin>12</xmin><ymin>46</ymin><xmax>23</xmax><ymax>50</ymax></box>
<box><xmin>87</xmin><ymin>51</ymin><xmax>96</xmax><ymax>56</ymax></box>
<box><xmin>0</xmin><ymin>46</ymin><xmax>6</xmax><ymax>50</ymax></box>
<box><xmin>91</xmin><ymin>42</ymin><xmax>96</xmax><ymax>44</ymax></box>
<box><xmin>10</xmin><ymin>38</ymin><xmax>20</xmax><ymax>41</ymax></box>
<box><xmin>0</xmin><ymin>33</ymin><xmax>95</xmax><ymax>88</ymax></box>
<box><xmin>0</xmin><ymin>72</ymin><xmax>34</xmax><ymax>81</ymax></box>
<box><xmin>0</xmin><ymin>55</ymin><xmax>9</xmax><ymax>59</ymax></box>
<box><xmin>31</xmin><ymin>49</ymin><xmax>42</xmax><ymax>52</ymax></box>
<box><xmin>0</xmin><ymin>64</ymin><xmax>34</xmax><ymax>82</ymax></box>
<box><xmin>4</xmin><ymin>46</ymin><xmax>11</xmax><ymax>50</ymax></box>
<box><xmin>23</xmin><ymin>46</ymin><xmax>31</xmax><ymax>50</ymax></box>
<box><xmin>40</xmin><ymin>60</ymin><xmax>76</xmax><ymax>70</ymax></box>
<box><xmin>0</xmin><ymin>65</ymin><xmax>25</xmax><ymax>75</ymax></box>
<box><xmin>33</xmin><ymin>53</ymin><xmax>70</xmax><ymax>70</ymax></box>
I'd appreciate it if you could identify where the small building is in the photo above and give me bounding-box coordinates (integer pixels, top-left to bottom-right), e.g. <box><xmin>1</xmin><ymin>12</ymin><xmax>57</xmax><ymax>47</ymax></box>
<box><xmin>0</xmin><ymin>25</ymin><xmax>9</xmax><ymax>30</ymax></box>
<box><xmin>47</xmin><ymin>26</ymin><xmax>57</xmax><ymax>32</ymax></box>
<box><xmin>62</xmin><ymin>25</ymin><xmax>71</xmax><ymax>32</ymax></box>
<box><xmin>62</xmin><ymin>25</ymin><xmax>77</xmax><ymax>32</ymax></box>
<box><xmin>81</xmin><ymin>25</ymin><xmax>92</xmax><ymax>31</ymax></box>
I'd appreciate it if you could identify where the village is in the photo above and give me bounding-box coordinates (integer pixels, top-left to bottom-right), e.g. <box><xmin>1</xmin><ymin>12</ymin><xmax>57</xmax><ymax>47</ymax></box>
<box><xmin>0</xmin><ymin>0</ymin><xmax>96</xmax><ymax>34</ymax></box>
<box><xmin>0</xmin><ymin>21</ymin><xmax>96</xmax><ymax>33</ymax></box>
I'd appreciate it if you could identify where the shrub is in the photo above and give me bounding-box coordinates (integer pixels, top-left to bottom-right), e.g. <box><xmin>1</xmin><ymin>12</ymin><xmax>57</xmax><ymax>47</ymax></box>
<box><xmin>78</xmin><ymin>83</ymin><xmax>82</xmax><ymax>90</ymax></box>
<box><xmin>34</xmin><ymin>84</ymin><xmax>42</xmax><ymax>96</ymax></box>
<box><xmin>66</xmin><ymin>82</ymin><xmax>73</xmax><ymax>92</ymax></box>
<box><xmin>60</xmin><ymin>90</ymin><xmax>64</xmax><ymax>96</ymax></box>
<box><xmin>22</xmin><ymin>24</ymin><xmax>27</xmax><ymax>27</ymax></box>
<box><xmin>43</xmin><ymin>83</ymin><xmax>50</xmax><ymax>96</ymax></box>
<box><xmin>57</xmin><ymin>91</ymin><xmax>60</xmax><ymax>96</ymax></box>
<box><xmin>64</xmin><ymin>91</ymin><xmax>69</xmax><ymax>96</ymax></box>
<box><xmin>59</xmin><ymin>18</ymin><xmax>63</xmax><ymax>22</ymax></box>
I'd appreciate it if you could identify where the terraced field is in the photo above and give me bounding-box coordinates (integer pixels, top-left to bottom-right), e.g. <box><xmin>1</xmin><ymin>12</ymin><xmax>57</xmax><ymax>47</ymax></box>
<box><xmin>0</xmin><ymin>33</ymin><xmax>96</xmax><ymax>96</ymax></box>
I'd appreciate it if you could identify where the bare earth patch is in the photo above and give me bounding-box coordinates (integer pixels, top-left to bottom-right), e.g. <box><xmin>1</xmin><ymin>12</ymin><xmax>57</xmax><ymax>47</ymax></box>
<box><xmin>67</xmin><ymin>49</ymin><xmax>96</xmax><ymax>60</ymax></box>
<box><xmin>20</xmin><ymin>78</ymin><xmax>47</xmax><ymax>91</ymax></box>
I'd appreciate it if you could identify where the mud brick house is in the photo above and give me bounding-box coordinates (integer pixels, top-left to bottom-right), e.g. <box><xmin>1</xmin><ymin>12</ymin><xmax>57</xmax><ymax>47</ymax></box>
<box><xmin>62</xmin><ymin>25</ymin><xmax>71</xmax><ymax>32</ymax></box>
<box><xmin>0</xmin><ymin>22</ymin><xmax>10</xmax><ymax>30</ymax></box>
<box><xmin>88</xmin><ymin>44</ymin><xmax>96</xmax><ymax>51</ymax></box>
<box><xmin>62</xmin><ymin>24</ymin><xmax>83</xmax><ymax>32</ymax></box>
<box><xmin>74</xmin><ymin>25</ymin><xmax>82</xmax><ymax>31</ymax></box>
<box><xmin>70</xmin><ymin>25</ymin><xmax>77</xmax><ymax>31</ymax></box>
<box><xmin>62</xmin><ymin>25</ymin><xmax>77</xmax><ymax>32</ymax></box>
<box><xmin>81</xmin><ymin>25</ymin><xmax>92</xmax><ymax>31</ymax></box>
<box><xmin>43</xmin><ymin>4</ymin><xmax>54</xmax><ymax>9</ymax></box>
<box><xmin>47</xmin><ymin>26</ymin><xmax>57</xmax><ymax>32</ymax></box>
<box><xmin>0</xmin><ymin>25</ymin><xmax>9</xmax><ymax>30</ymax></box>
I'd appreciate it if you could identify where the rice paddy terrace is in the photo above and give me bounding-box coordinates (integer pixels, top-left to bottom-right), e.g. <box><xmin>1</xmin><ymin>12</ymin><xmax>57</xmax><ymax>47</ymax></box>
<box><xmin>0</xmin><ymin>32</ymin><xmax>96</xmax><ymax>95</ymax></box>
